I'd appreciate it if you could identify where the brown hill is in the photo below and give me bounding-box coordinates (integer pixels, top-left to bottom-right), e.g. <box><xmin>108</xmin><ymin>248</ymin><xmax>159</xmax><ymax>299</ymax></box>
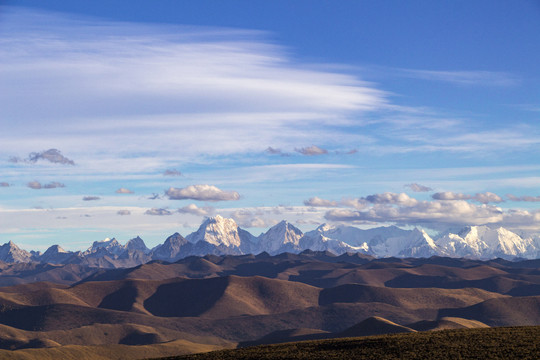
<box><xmin>144</xmin><ymin>275</ymin><xmax>320</xmax><ymax>318</ymax></box>
<box><xmin>319</xmin><ymin>283</ymin><xmax>506</xmax><ymax>310</ymax></box>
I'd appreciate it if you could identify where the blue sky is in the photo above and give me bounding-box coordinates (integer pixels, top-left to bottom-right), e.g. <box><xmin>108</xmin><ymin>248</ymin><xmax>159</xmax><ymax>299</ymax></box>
<box><xmin>1</xmin><ymin>1</ymin><xmax>539</xmax><ymax>250</ymax></box>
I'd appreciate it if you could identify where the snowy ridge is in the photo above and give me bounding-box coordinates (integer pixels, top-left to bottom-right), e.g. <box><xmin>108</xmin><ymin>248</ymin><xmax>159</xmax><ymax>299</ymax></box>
<box><xmin>1</xmin><ymin>217</ymin><xmax>540</xmax><ymax>266</ymax></box>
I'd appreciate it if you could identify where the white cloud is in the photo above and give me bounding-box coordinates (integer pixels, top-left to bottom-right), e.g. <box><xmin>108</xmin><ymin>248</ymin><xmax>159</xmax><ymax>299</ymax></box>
<box><xmin>473</xmin><ymin>192</ymin><xmax>503</xmax><ymax>204</ymax></box>
<box><xmin>295</xmin><ymin>145</ymin><xmax>328</xmax><ymax>156</ymax></box>
<box><xmin>145</xmin><ymin>208</ymin><xmax>173</xmax><ymax>216</ymax></box>
<box><xmin>27</xmin><ymin>181</ymin><xmax>65</xmax><ymax>189</ymax></box>
<box><xmin>365</xmin><ymin>192</ymin><xmax>418</xmax><ymax>206</ymax></box>
<box><xmin>163</xmin><ymin>169</ymin><xmax>182</xmax><ymax>176</ymax></box>
<box><xmin>432</xmin><ymin>191</ymin><xmax>503</xmax><ymax>204</ymax></box>
<box><xmin>166</xmin><ymin>184</ymin><xmax>240</xmax><ymax>201</ymax></box>
<box><xmin>117</xmin><ymin>210</ymin><xmax>131</xmax><ymax>216</ymax></box>
<box><xmin>83</xmin><ymin>196</ymin><xmax>100</xmax><ymax>201</ymax></box>
<box><xmin>432</xmin><ymin>192</ymin><xmax>472</xmax><ymax>201</ymax></box>
<box><xmin>304</xmin><ymin>197</ymin><xmax>338</xmax><ymax>207</ymax></box>
<box><xmin>115</xmin><ymin>188</ymin><xmax>134</xmax><ymax>194</ymax></box>
<box><xmin>405</xmin><ymin>183</ymin><xmax>432</xmax><ymax>192</ymax></box>
<box><xmin>0</xmin><ymin>8</ymin><xmax>386</xmax><ymax>168</ymax></box>
<box><xmin>229</xmin><ymin>210</ymin><xmax>277</xmax><ymax>228</ymax></box>
<box><xmin>325</xmin><ymin>200</ymin><xmax>504</xmax><ymax>230</ymax></box>
<box><xmin>507</xmin><ymin>194</ymin><xmax>540</xmax><ymax>202</ymax></box>
<box><xmin>177</xmin><ymin>203</ymin><xmax>214</xmax><ymax>216</ymax></box>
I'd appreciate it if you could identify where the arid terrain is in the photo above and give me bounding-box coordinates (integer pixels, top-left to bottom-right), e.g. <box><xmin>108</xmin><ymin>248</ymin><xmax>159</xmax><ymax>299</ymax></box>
<box><xmin>0</xmin><ymin>252</ymin><xmax>539</xmax><ymax>358</ymax></box>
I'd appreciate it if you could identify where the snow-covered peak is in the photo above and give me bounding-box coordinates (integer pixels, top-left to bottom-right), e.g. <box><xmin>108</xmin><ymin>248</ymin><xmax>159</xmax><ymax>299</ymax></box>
<box><xmin>0</xmin><ymin>241</ymin><xmax>32</xmax><ymax>263</ymax></box>
<box><xmin>85</xmin><ymin>237</ymin><xmax>124</xmax><ymax>256</ymax></box>
<box><xmin>258</xmin><ymin>221</ymin><xmax>303</xmax><ymax>254</ymax></box>
<box><xmin>186</xmin><ymin>215</ymin><xmax>244</xmax><ymax>248</ymax></box>
<box><xmin>437</xmin><ymin>225</ymin><xmax>535</xmax><ymax>259</ymax></box>
<box><xmin>43</xmin><ymin>244</ymin><xmax>68</xmax><ymax>254</ymax></box>
<box><xmin>369</xmin><ymin>227</ymin><xmax>439</xmax><ymax>258</ymax></box>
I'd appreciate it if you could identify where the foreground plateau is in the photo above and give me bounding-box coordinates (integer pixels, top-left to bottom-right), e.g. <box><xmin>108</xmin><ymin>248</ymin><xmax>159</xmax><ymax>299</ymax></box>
<box><xmin>0</xmin><ymin>251</ymin><xmax>539</xmax><ymax>358</ymax></box>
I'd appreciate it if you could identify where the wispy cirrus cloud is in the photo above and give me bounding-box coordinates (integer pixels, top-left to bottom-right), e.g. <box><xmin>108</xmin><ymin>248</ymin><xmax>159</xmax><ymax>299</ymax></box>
<box><xmin>0</xmin><ymin>8</ymin><xmax>386</xmax><ymax>166</ymax></box>
<box><xmin>397</xmin><ymin>69</ymin><xmax>519</xmax><ymax>87</ymax></box>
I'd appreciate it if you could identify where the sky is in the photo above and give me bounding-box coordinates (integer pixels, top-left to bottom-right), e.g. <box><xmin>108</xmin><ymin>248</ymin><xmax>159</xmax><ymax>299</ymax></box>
<box><xmin>1</xmin><ymin>1</ymin><xmax>539</xmax><ymax>250</ymax></box>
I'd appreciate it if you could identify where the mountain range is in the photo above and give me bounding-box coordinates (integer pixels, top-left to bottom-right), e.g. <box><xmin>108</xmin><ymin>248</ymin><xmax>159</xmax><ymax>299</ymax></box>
<box><xmin>2</xmin><ymin>215</ymin><xmax>540</xmax><ymax>267</ymax></box>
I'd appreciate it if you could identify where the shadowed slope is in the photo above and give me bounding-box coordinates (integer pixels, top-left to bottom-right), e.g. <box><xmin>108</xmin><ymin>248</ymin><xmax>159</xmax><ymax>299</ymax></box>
<box><xmin>144</xmin><ymin>276</ymin><xmax>320</xmax><ymax>318</ymax></box>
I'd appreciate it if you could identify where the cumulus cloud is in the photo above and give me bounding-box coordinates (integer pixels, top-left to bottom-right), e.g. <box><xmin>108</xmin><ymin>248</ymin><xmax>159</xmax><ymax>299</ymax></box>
<box><xmin>148</xmin><ymin>193</ymin><xmax>162</xmax><ymax>200</ymax></box>
<box><xmin>82</xmin><ymin>196</ymin><xmax>100</xmax><ymax>201</ymax></box>
<box><xmin>117</xmin><ymin>210</ymin><xmax>131</xmax><ymax>216</ymax></box>
<box><xmin>339</xmin><ymin>198</ymin><xmax>368</xmax><ymax>210</ymax></box>
<box><xmin>507</xmin><ymin>194</ymin><xmax>540</xmax><ymax>202</ymax></box>
<box><xmin>27</xmin><ymin>181</ymin><xmax>65</xmax><ymax>189</ymax></box>
<box><xmin>10</xmin><ymin>149</ymin><xmax>75</xmax><ymax>165</ymax></box>
<box><xmin>166</xmin><ymin>184</ymin><xmax>240</xmax><ymax>201</ymax></box>
<box><xmin>365</xmin><ymin>192</ymin><xmax>418</xmax><ymax>206</ymax></box>
<box><xmin>163</xmin><ymin>169</ymin><xmax>182</xmax><ymax>176</ymax></box>
<box><xmin>145</xmin><ymin>208</ymin><xmax>173</xmax><ymax>216</ymax></box>
<box><xmin>473</xmin><ymin>192</ymin><xmax>503</xmax><ymax>204</ymax></box>
<box><xmin>295</xmin><ymin>145</ymin><xmax>328</xmax><ymax>156</ymax></box>
<box><xmin>304</xmin><ymin>197</ymin><xmax>338</xmax><ymax>207</ymax></box>
<box><xmin>177</xmin><ymin>203</ymin><xmax>215</xmax><ymax>216</ymax></box>
<box><xmin>405</xmin><ymin>183</ymin><xmax>433</xmax><ymax>192</ymax></box>
<box><xmin>115</xmin><ymin>188</ymin><xmax>134</xmax><ymax>194</ymax></box>
<box><xmin>0</xmin><ymin>182</ymin><xmax>9</xmax><ymax>187</ymax></box>
<box><xmin>325</xmin><ymin>200</ymin><xmax>504</xmax><ymax>230</ymax></box>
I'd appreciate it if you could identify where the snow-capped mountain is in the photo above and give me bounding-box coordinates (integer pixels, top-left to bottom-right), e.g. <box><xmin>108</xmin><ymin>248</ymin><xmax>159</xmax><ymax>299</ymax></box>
<box><xmin>186</xmin><ymin>215</ymin><xmax>255</xmax><ymax>255</ymax></box>
<box><xmin>257</xmin><ymin>220</ymin><xmax>304</xmax><ymax>255</ymax></box>
<box><xmin>84</xmin><ymin>238</ymin><xmax>125</xmax><ymax>257</ymax></box>
<box><xmin>369</xmin><ymin>228</ymin><xmax>439</xmax><ymax>258</ymax></box>
<box><xmin>1</xmin><ymin>218</ymin><xmax>539</xmax><ymax>266</ymax></box>
<box><xmin>0</xmin><ymin>241</ymin><xmax>33</xmax><ymax>263</ymax></box>
<box><xmin>313</xmin><ymin>224</ymin><xmax>406</xmax><ymax>248</ymax></box>
<box><xmin>298</xmin><ymin>232</ymin><xmax>365</xmax><ymax>255</ymax></box>
<box><xmin>436</xmin><ymin>226</ymin><xmax>537</xmax><ymax>260</ymax></box>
